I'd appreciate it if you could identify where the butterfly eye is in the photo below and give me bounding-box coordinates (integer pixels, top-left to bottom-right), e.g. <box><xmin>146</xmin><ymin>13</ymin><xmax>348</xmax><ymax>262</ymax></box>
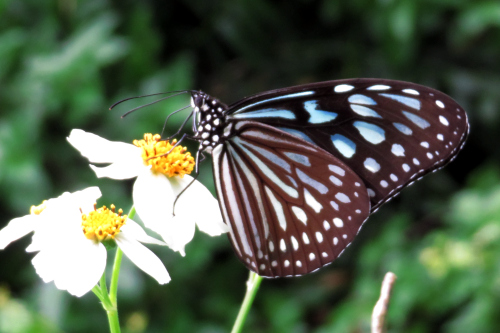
<box><xmin>193</xmin><ymin>94</ymin><xmax>205</xmax><ymax>108</ymax></box>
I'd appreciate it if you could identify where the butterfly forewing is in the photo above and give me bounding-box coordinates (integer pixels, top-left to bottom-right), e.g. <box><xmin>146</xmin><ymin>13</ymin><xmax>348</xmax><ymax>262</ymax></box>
<box><xmin>212</xmin><ymin>121</ymin><xmax>370</xmax><ymax>277</ymax></box>
<box><xmin>226</xmin><ymin>79</ymin><xmax>469</xmax><ymax>211</ymax></box>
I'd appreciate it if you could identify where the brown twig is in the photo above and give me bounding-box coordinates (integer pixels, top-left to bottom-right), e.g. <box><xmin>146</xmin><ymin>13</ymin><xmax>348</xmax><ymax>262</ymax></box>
<box><xmin>371</xmin><ymin>272</ymin><xmax>397</xmax><ymax>333</ymax></box>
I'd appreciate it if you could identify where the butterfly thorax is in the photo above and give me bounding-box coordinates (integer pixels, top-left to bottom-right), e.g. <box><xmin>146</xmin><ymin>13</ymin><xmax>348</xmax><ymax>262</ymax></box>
<box><xmin>191</xmin><ymin>91</ymin><xmax>229</xmax><ymax>153</ymax></box>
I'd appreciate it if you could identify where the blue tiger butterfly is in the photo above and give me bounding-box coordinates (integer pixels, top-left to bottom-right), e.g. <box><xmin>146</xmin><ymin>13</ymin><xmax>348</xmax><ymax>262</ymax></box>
<box><xmin>143</xmin><ymin>78</ymin><xmax>469</xmax><ymax>277</ymax></box>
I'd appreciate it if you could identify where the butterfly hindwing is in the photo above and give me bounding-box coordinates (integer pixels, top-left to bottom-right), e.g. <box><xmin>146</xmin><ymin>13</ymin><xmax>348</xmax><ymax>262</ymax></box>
<box><xmin>212</xmin><ymin>121</ymin><xmax>370</xmax><ymax>277</ymax></box>
<box><xmin>226</xmin><ymin>79</ymin><xmax>469</xmax><ymax>212</ymax></box>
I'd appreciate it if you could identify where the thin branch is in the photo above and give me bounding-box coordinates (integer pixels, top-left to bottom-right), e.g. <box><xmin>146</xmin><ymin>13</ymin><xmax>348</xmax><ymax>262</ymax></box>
<box><xmin>371</xmin><ymin>272</ymin><xmax>397</xmax><ymax>333</ymax></box>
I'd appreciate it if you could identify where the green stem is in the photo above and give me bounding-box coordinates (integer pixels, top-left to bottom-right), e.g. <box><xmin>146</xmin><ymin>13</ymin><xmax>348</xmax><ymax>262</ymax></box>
<box><xmin>106</xmin><ymin>309</ymin><xmax>120</xmax><ymax>333</ymax></box>
<box><xmin>105</xmin><ymin>206</ymin><xmax>136</xmax><ymax>333</ymax></box>
<box><xmin>109</xmin><ymin>248</ymin><xmax>123</xmax><ymax>303</ymax></box>
<box><xmin>100</xmin><ymin>271</ymin><xmax>120</xmax><ymax>333</ymax></box>
<box><xmin>93</xmin><ymin>207</ymin><xmax>138</xmax><ymax>333</ymax></box>
<box><xmin>231</xmin><ymin>271</ymin><xmax>263</xmax><ymax>333</ymax></box>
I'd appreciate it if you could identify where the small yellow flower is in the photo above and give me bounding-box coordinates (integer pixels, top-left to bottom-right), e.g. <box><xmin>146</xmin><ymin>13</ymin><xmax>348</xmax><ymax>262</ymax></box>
<box><xmin>133</xmin><ymin>134</ymin><xmax>195</xmax><ymax>177</ymax></box>
<box><xmin>0</xmin><ymin>187</ymin><xmax>170</xmax><ymax>297</ymax></box>
<box><xmin>67</xmin><ymin>129</ymin><xmax>228</xmax><ymax>256</ymax></box>
<box><xmin>81</xmin><ymin>204</ymin><xmax>126</xmax><ymax>242</ymax></box>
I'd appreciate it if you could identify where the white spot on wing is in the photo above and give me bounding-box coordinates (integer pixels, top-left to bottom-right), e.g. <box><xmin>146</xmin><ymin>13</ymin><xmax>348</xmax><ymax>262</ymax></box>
<box><xmin>302</xmin><ymin>232</ymin><xmax>310</xmax><ymax>244</ymax></box>
<box><xmin>436</xmin><ymin>100</ymin><xmax>445</xmax><ymax>108</ymax></box>
<box><xmin>348</xmin><ymin>94</ymin><xmax>377</xmax><ymax>105</ymax></box>
<box><xmin>367</xmin><ymin>84</ymin><xmax>391</xmax><ymax>91</ymax></box>
<box><xmin>231</xmin><ymin>108</ymin><xmax>297</xmax><ymax>120</ymax></box>
<box><xmin>329</xmin><ymin>175</ymin><xmax>343</xmax><ymax>186</ymax></box>
<box><xmin>393</xmin><ymin>122</ymin><xmax>413</xmax><ymax>135</ymax></box>
<box><xmin>364</xmin><ymin>157</ymin><xmax>381</xmax><ymax>173</ymax></box>
<box><xmin>280</xmin><ymin>239</ymin><xmax>287</xmax><ymax>252</ymax></box>
<box><xmin>439</xmin><ymin>115</ymin><xmax>449</xmax><ymax>126</ymax></box>
<box><xmin>304</xmin><ymin>100</ymin><xmax>338</xmax><ymax>123</ymax></box>
<box><xmin>297</xmin><ymin>169</ymin><xmax>329</xmax><ymax>194</ymax></box>
<box><xmin>402</xmin><ymin>89</ymin><xmax>419</xmax><ymax>95</ymax></box>
<box><xmin>315</xmin><ymin>232</ymin><xmax>324</xmax><ymax>243</ymax></box>
<box><xmin>284</xmin><ymin>152</ymin><xmax>311</xmax><ymax>166</ymax></box>
<box><xmin>335</xmin><ymin>192</ymin><xmax>351</xmax><ymax>203</ymax></box>
<box><xmin>323</xmin><ymin>220</ymin><xmax>331</xmax><ymax>230</ymax></box>
<box><xmin>304</xmin><ymin>188</ymin><xmax>323</xmax><ymax>213</ymax></box>
<box><xmin>334</xmin><ymin>84</ymin><xmax>354</xmax><ymax>93</ymax></box>
<box><xmin>333</xmin><ymin>218</ymin><xmax>344</xmax><ymax>228</ymax></box>
<box><xmin>391</xmin><ymin>144</ymin><xmax>405</xmax><ymax>156</ymax></box>
<box><xmin>402</xmin><ymin>111</ymin><xmax>430</xmax><ymax>129</ymax></box>
<box><xmin>380</xmin><ymin>93</ymin><xmax>421</xmax><ymax>110</ymax></box>
<box><xmin>421</xmin><ymin>141</ymin><xmax>429</xmax><ymax>148</ymax></box>
<box><xmin>329</xmin><ymin>165</ymin><xmax>346</xmax><ymax>176</ymax></box>
<box><xmin>291</xmin><ymin>236</ymin><xmax>299</xmax><ymax>251</ymax></box>
<box><xmin>353</xmin><ymin>121</ymin><xmax>385</xmax><ymax>144</ymax></box>
<box><xmin>403</xmin><ymin>163</ymin><xmax>410</xmax><ymax>172</ymax></box>
<box><xmin>292</xmin><ymin>206</ymin><xmax>308</xmax><ymax>225</ymax></box>
<box><xmin>265</xmin><ymin>186</ymin><xmax>287</xmax><ymax>231</ymax></box>
<box><xmin>309</xmin><ymin>253</ymin><xmax>316</xmax><ymax>261</ymax></box>
<box><xmin>331</xmin><ymin>134</ymin><xmax>356</xmax><ymax>158</ymax></box>
<box><xmin>350</xmin><ymin>104</ymin><xmax>382</xmax><ymax>118</ymax></box>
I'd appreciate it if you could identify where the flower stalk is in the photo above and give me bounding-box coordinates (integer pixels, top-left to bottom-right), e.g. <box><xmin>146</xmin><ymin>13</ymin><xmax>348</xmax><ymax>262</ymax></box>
<box><xmin>92</xmin><ymin>207</ymin><xmax>137</xmax><ymax>333</ymax></box>
<box><xmin>231</xmin><ymin>271</ymin><xmax>263</xmax><ymax>333</ymax></box>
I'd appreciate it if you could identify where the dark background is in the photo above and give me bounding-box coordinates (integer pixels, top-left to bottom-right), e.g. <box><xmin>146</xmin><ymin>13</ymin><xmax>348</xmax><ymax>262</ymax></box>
<box><xmin>0</xmin><ymin>0</ymin><xmax>499</xmax><ymax>332</ymax></box>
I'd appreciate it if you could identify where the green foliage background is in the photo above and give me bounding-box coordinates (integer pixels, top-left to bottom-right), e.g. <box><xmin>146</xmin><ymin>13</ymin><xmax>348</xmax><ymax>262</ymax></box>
<box><xmin>0</xmin><ymin>0</ymin><xmax>499</xmax><ymax>332</ymax></box>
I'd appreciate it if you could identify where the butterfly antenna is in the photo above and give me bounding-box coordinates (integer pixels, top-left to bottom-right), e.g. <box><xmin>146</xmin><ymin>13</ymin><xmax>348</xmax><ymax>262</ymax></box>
<box><xmin>120</xmin><ymin>91</ymin><xmax>194</xmax><ymax>118</ymax></box>
<box><xmin>109</xmin><ymin>90</ymin><xmax>193</xmax><ymax>110</ymax></box>
<box><xmin>161</xmin><ymin>105</ymin><xmax>193</xmax><ymax>138</ymax></box>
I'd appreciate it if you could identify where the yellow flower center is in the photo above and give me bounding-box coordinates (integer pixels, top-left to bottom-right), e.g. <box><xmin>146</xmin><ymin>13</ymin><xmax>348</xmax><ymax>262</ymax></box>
<box><xmin>133</xmin><ymin>133</ymin><xmax>195</xmax><ymax>177</ymax></box>
<box><xmin>30</xmin><ymin>200</ymin><xmax>48</xmax><ymax>215</ymax></box>
<box><xmin>81</xmin><ymin>204</ymin><xmax>126</xmax><ymax>242</ymax></box>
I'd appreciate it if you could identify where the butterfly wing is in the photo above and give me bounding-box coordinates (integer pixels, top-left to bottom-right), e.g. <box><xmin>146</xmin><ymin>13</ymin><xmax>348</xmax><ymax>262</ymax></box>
<box><xmin>212</xmin><ymin>120</ymin><xmax>370</xmax><ymax>277</ymax></box>
<box><xmin>226</xmin><ymin>79</ymin><xmax>469</xmax><ymax>212</ymax></box>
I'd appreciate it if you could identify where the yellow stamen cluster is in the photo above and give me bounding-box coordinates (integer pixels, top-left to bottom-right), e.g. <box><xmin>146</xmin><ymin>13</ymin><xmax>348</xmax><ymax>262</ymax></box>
<box><xmin>133</xmin><ymin>133</ymin><xmax>195</xmax><ymax>178</ymax></box>
<box><xmin>30</xmin><ymin>200</ymin><xmax>48</xmax><ymax>215</ymax></box>
<box><xmin>81</xmin><ymin>204</ymin><xmax>126</xmax><ymax>242</ymax></box>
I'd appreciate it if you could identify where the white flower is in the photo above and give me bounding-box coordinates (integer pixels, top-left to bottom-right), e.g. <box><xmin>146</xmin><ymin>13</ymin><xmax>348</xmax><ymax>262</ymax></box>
<box><xmin>67</xmin><ymin>129</ymin><xmax>228</xmax><ymax>256</ymax></box>
<box><xmin>0</xmin><ymin>187</ymin><xmax>170</xmax><ymax>297</ymax></box>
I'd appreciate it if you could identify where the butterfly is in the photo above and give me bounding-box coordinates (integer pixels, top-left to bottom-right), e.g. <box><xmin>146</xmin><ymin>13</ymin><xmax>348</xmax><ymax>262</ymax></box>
<box><xmin>176</xmin><ymin>78</ymin><xmax>469</xmax><ymax>278</ymax></box>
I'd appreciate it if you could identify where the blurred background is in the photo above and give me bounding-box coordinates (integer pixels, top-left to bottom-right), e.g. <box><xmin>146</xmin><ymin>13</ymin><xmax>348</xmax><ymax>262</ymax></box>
<box><xmin>0</xmin><ymin>0</ymin><xmax>499</xmax><ymax>332</ymax></box>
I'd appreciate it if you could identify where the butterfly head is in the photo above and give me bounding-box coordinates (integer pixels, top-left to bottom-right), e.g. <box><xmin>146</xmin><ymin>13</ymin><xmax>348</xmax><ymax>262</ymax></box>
<box><xmin>191</xmin><ymin>91</ymin><xmax>228</xmax><ymax>153</ymax></box>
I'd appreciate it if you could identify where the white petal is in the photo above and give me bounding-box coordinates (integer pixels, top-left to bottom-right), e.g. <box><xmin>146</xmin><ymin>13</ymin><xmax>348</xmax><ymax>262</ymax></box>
<box><xmin>67</xmin><ymin>187</ymin><xmax>102</xmax><ymax>213</ymax></box>
<box><xmin>90</xmin><ymin>157</ymin><xmax>146</xmax><ymax>180</ymax></box>
<box><xmin>133</xmin><ymin>173</ymin><xmax>200</xmax><ymax>255</ymax></box>
<box><xmin>175</xmin><ymin>178</ymin><xmax>229</xmax><ymax>236</ymax></box>
<box><xmin>120</xmin><ymin>219</ymin><xmax>167</xmax><ymax>246</ymax></box>
<box><xmin>27</xmin><ymin>190</ymin><xmax>95</xmax><ymax>253</ymax></box>
<box><xmin>160</xmin><ymin>214</ymin><xmax>196</xmax><ymax>256</ymax></box>
<box><xmin>32</xmin><ymin>238</ymin><xmax>106</xmax><ymax>297</ymax></box>
<box><xmin>133</xmin><ymin>172</ymin><xmax>176</xmax><ymax>232</ymax></box>
<box><xmin>0</xmin><ymin>215</ymin><xmax>39</xmax><ymax>250</ymax></box>
<box><xmin>115</xmin><ymin>233</ymin><xmax>170</xmax><ymax>284</ymax></box>
<box><xmin>63</xmin><ymin>240</ymin><xmax>106</xmax><ymax>297</ymax></box>
<box><xmin>67</xmin><ymin>129</ymin><xmax>139</xmax><ymax>164</ymax></box>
